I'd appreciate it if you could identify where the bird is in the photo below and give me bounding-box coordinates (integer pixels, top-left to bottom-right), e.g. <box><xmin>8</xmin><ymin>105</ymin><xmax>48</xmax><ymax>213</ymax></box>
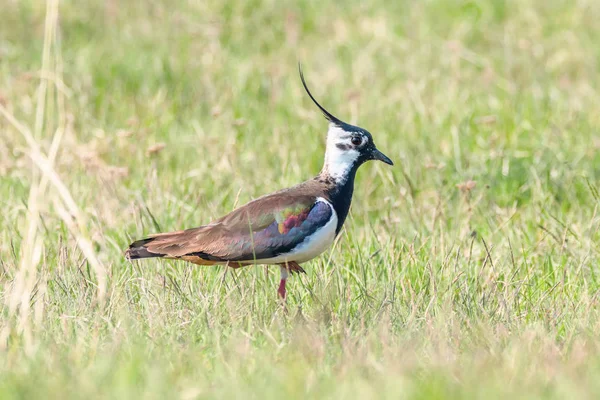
<box><xmin>125</xmin><ymin>65</ymin><xmax>393</xmax><ymax>300</ymax></box>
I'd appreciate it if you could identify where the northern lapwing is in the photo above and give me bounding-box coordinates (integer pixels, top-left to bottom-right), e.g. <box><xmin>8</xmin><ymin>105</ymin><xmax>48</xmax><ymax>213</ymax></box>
<box><xmin>125</xmin><ymin>66</ymin><xmax>393</xmax><ymax>299</ymax></box>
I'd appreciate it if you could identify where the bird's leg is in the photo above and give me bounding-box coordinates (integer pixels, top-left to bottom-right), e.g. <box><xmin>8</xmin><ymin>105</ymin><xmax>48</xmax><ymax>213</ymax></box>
<box><xmin>278</xmin><ymin>265</ymin><xmax>289</xmax><ymax>299</ymax></box>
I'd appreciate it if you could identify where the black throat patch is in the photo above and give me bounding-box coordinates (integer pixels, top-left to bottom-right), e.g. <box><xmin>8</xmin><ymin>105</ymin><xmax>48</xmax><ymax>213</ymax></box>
<box><xmin>318</xmin><ymin>162</ymin><xmax>361</xmax><ymax>235</ymax></box>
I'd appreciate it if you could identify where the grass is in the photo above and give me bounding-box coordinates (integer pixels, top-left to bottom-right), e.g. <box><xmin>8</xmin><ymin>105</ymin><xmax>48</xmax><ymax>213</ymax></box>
<box><xmin>1</xmin><ymin>0</ymin><xmax>600</xmax><ymax>398</ymax></box>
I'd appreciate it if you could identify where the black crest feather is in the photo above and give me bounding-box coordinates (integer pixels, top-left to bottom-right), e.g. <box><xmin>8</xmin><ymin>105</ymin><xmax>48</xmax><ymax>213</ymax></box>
<box><xmin>298</xmin><ymin>63</ymin><xmax>343</xmax><ymax>125</ymax></box>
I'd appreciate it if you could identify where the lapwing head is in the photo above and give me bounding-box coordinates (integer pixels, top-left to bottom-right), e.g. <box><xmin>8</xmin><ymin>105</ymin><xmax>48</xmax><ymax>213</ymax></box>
<box><xmin>299</xmin><ymin>65</ymin><xmax>393</xmax><ymax>183</ymax></box>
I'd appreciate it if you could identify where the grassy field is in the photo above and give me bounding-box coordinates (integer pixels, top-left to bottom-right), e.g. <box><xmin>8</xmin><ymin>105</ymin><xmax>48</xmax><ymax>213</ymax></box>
<box><xmin>1</xmin><ymin>0</ymin><xmax>600</xmax><ymax>398</ymax></box>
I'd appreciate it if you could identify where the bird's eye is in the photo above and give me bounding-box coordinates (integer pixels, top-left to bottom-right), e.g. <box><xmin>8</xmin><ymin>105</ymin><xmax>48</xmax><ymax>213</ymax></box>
<box><xmin>351</xmin><ymin>136</ymin><xmax>362</xmax><ymax>146</ymax></box>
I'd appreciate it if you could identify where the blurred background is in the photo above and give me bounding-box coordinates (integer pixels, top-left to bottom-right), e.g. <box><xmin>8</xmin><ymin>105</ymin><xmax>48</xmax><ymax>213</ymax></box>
<box><xmin>1</xmin><ymin>0</ymin><xmax>600</xmax><ymax>398</ymax></box>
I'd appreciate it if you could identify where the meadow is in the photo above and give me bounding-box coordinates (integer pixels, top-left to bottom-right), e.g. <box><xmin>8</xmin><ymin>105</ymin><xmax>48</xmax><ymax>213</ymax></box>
<box><xmin>1</xmin><ymin>0</ymin><xmax>600</xmax><ymax>398</ymax></box>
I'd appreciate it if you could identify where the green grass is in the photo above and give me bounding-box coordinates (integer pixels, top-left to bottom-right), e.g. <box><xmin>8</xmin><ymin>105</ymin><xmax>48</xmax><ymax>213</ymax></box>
<box><xmin>1</xmin><ymin>0</ymin><xmax>600</xmax><ymax>398</ymax></box>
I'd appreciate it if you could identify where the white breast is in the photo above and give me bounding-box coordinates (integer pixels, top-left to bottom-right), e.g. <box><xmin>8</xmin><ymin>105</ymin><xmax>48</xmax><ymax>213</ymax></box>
<box><xmin>252</xmin><ymin>198</ymin><xmax>338</xmax><ymax>265</ymax></box>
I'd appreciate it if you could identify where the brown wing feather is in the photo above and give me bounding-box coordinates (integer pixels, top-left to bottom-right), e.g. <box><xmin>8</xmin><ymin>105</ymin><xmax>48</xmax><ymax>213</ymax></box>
<box><xmin>126</xmin><ymin>179</ymin><xmax>330</xmax><ymax>263</ymax></box>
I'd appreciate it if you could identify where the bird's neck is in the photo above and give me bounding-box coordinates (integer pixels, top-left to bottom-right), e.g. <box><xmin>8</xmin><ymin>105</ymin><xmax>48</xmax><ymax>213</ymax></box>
<box><xmin>317</xmin><ymin>125</ymin><xmax>362</xmax><ymax>234</ymax></box>
<box><xmin>317</xmin><ymin>162</ymin><xmax>359</xmax><ymax>234</ymax></box>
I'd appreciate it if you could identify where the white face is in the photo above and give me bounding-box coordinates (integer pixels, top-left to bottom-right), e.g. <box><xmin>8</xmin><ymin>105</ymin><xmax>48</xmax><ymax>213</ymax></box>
<box><xmin>323</xmin><ymin>124</ymin><xmax>368</xmax><ymax>183</ymax></box>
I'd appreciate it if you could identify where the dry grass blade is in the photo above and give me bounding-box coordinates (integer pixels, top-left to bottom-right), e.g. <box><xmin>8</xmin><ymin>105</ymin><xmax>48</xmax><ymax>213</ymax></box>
<box><xmin>0</xmin><ymin>0</ymin><xmax>106</xmax><ymax>352</ymax></box>
<box><xmin>0</xmin><ymin>106</ymin><xmax>107</xmax><ymax>304</ymax></box>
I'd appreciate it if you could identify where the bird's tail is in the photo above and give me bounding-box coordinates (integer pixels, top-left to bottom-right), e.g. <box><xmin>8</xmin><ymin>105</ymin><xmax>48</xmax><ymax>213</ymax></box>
<box><xmin>125</xmin><ymin>238</ymin><xmax>164</xmax><ymax>260</ymax></box>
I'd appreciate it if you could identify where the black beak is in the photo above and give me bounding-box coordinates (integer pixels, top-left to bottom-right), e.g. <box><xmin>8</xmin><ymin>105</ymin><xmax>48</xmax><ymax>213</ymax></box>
<box><xmin>371</xmin><ymin>148</ymin><xmax>394</xmax><ymax>165</ymax></box>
